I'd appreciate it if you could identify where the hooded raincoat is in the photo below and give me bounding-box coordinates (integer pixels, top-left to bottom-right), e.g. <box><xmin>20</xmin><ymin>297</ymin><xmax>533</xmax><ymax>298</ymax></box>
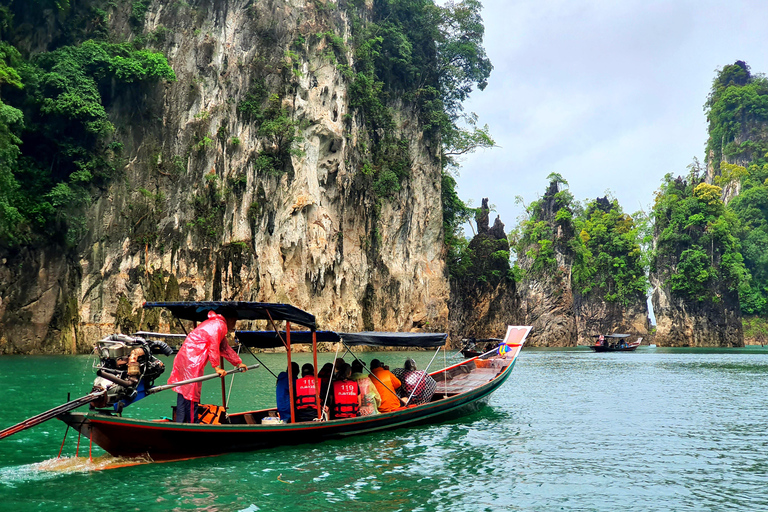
<box><xmin>168</xmin><ymin>311</ymin><xmax>243</xmax><ymax>402</ymax></box>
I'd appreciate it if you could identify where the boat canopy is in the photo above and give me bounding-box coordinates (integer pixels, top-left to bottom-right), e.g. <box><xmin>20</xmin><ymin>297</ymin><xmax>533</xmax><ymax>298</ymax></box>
<box><xmin>143</xmin><ymin>301</ymin><xmax>316</xmax><ymax>330</ymax></box>
<box><xmin>591</xmin><ymin>333</ymin><xmax>630</xmax><ymax>338</ymax></box>
<box><xmin>236</xmin><ymin>330</ymin><xmax>448</xmax><ymax>348</ymax></box>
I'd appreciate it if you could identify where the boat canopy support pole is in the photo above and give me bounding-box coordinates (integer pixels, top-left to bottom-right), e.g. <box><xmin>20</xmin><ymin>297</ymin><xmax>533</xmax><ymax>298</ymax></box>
<box><xmin>57</xmin><ymin>425</ymin><xmax>70</xmax><ymax>459</ymax></box>
<box><xmin>220</xmin><ymin>356</ymin><xmax>227</xmax><ymax>411</ymax></box>
<box><xmin>312</xmin><ymin>330</ymin><xmax>321</xmax><ymax>421</ymax></box>
<box><xmin>226</xmin><ymin>341</ymin><xmax>243</xmax><ymax>405</ymax></box>
<box><xmin>286</xmin><ymin>322</ymin><xmax>296</xmax><ymax>424</ymax></box>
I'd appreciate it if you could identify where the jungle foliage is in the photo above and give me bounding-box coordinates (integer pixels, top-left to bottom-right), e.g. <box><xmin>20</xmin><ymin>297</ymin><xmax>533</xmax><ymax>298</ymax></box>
<box><xmin>705</xmin><ymin>60</ymin><xmax>768</xmax><ymax>314</ymax></box>
<box><xmin>511</xmin><ymin>175</ymin><xmax>648</xmax><ymax>307</ymax></box>
<box><xmin>512</xmin><ymin>175</ymin><xmax>580</xmax><ymax>278</ymax></box>
<box><xmin>650</xmin><ymin>166</ymin><xmax>746</xmax><ymax>303</ymax></box>
<box><xmin>573</xmin><ymin>198</ymin><xmax>648</xmax><ymax>306</ymax></box>
<box><xmin>0</xmin><ymin>3</ymin><xmax>175</xmax><ymax>249</ymax></box>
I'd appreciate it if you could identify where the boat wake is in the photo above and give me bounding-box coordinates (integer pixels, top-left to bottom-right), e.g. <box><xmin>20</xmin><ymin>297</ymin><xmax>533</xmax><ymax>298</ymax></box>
<box><xmin>0</xmin><ymin>455</ymin><xmax>153</xmax><ymax>482</ymax></box>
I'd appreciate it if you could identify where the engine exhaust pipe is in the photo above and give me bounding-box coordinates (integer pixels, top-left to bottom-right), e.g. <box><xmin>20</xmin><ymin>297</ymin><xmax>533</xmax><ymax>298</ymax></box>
<box><xmin>96</xmin><ymin>369</ymin><xmax>135</xmax><ymax>388</ymax></box>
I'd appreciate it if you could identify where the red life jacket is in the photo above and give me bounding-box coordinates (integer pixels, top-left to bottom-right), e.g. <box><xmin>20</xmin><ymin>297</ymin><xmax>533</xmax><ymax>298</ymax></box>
<box><xmin>295</xmin><ymin>376</ymin><xmax>318</xmax><ymax>409</ymax></box>
<box><xmin>332</xmin><ymin>380</ymin><xmax>359</xmax><ymax>418</ymax></box>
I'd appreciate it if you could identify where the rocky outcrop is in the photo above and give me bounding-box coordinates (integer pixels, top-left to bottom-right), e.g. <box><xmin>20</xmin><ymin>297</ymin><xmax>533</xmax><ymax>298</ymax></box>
<box><xmin>516</xmin><ymin>182</ymin><xmax>578</xmax><ymax>347</ymax></box>
<box><xmin>572</xmin><ymin>196</ymin><xmax>650</xmax><ymax>344</ymax></box>
<box><xmin>650</xmin><ymin>275</ymin><xmax>742</xmax><ymax>347</ymax></box>
<box><xmin>649</xmin><ymin>176</ymin><xmax>743</xmax><ymax>347</ymax></box>
<box><xmin>448</xmin><ymin>199</ymin><xmax>521</xmax><ymax>342</ymax></box>
<box><xmin>0</xmin><ymin>0</ymin><xmax>449</xmax><ymax>353</ymax></box>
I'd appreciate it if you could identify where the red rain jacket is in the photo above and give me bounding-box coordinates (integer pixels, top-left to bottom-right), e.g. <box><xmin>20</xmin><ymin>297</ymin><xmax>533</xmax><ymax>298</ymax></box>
<box><xmin>168</xmin><ymin>311</ymin><xmax>242</xmax><ymax>402</ymax></box>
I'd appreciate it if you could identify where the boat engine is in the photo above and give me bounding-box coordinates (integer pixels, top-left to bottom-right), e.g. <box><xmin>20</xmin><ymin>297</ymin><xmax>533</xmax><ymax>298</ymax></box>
<box><xmin>91</xmin><ymin>334</ymin><xmax>174</xmax><ymax>411</ymax></box>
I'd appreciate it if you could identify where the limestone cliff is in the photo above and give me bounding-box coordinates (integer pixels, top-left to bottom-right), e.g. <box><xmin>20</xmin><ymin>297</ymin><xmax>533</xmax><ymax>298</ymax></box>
<box><xmin>649</xmin><ymin>176</ymin><xmax>743</xmax><ymax>347</ymax></box>
<box><xmin>574</xmin><ymin>295</ymin><xmax>649</xmax><ymax>345</ymax></box>
<box><xmin>515</xmin><ymin>182</ymin><xmax>578</xmax><ymax>347</ymax></box>
<box><xmin>448</xmin><ymin>199</ymin><xmax>521</xmax><ymax>341</ymax></box>
<box><xmin>0</xmin><ymin>0</ymin><xmax>449</xmax><ymax>353</ymax></box>
<box><xmin>572</xmin><ymin>197</ymin><xmax>650</xmax><ymax>344</ymax></box>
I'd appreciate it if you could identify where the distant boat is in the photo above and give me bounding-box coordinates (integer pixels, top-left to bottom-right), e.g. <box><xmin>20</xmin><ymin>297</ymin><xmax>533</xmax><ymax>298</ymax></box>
<box><xmin>590</xmin><ymin>334</ymin><xmax>642</xmax><ymax>352</ymax></box>
<box><xmin>459</xmin><ymin>337</ymin><xmax>503</xmax><ymax>358</ymax></box>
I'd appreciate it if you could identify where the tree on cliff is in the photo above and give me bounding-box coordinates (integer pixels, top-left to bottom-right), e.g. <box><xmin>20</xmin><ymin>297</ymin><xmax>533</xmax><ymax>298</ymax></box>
<box><xmin>705</xmin><ymin>60</ymin><xmax>768</xmax><ymax>175</ymax></box>
<box><xmin>512</xmin><ymin>175</ymin><xmax>579</xmax><ymax>278</ymax></box>
<box><xmin>0</xmin><ymin>12</ymin><xmax>175</xmax><ymax>249</ymax></box>
<box><xmin>572</xmin><ymin>197</ymin><xmax>648</xmax><ymax>307</ymax></box>
<box><xmin>705</xmin><ymin>60</ymin><xmax>768</xmax><ymax>317</ymax></box>
<box><xmin>651</xmin><ymin>169</ymin><xmax>746</xmax><ymax>304</ymax></box>
<box><xmin>347</xmin><ymin>0</ymin><xmax>494</xmax><ymax>270</ymax></box>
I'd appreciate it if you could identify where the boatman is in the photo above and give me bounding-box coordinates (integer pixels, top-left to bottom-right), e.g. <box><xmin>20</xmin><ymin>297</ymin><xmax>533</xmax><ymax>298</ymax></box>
<box><xmin>168</xmin><ymin>310</ymin><xmax>248</xmax><ymax>423</ymax></box>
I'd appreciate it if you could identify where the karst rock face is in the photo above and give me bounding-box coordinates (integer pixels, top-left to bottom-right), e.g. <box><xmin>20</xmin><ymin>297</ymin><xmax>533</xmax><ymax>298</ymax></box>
<box><xmin>0</xmin><ymin>0</ymin><xmax>449</xmax><ymax>353</ymax></box>
<box><xmin>516</xmin><ymin>183</ymin><xmax>578</xmax><ymax>347</ymax></box>
<box><xmin>650</xmin><ymin>272</ymin><xmax>743</xmax><ymax>348</ymax></box>
<box><xmin>448</xmin><ymin>199</ymin><xmax>522</xmax><ymax>343</ymax></box>
<box><xmin>573</xmin><ymin>295</ymin><xmax>650</xmax><ymax>345</ymax></box>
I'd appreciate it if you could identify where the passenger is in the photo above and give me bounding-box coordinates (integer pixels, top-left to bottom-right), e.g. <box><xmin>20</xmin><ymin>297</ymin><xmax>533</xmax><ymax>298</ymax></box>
<box><xmin>333</xmin><ymin>358</ymin><xmax>346</xmax><ymax>378</ymax></box>
<box><xmin>168</xmin><ymin>311</ymin><xmax>248</xmax><ymax>423</ymax></box>
<box><xmin>275</xmin><ymin>362</ymin><xmax>299</xmax><ymax>423</ymax></box>
<box><xmin>351</xmin><ymin>359</ymin><xmax>380</xmax><ymax>416</ymax></box>
<box><xmin>318</xmin><ymin>362</ymin><xmax>334</xmax><ymax>388</ymax></box>
<box><xmin>393</xmin><ymin>358</ymin><xmax>437</xmax><ymax>406</ymax></box>
<box><xmin>331</xmin><ymin>363</ymin><xmax>359</xmax><ymax>418</ymax></box>
<box><xmin>369</xmin><ymin>359</ymin><xmax>402</xmax><ymax>413</ymax></box>
<box><xmin>295</xmin><ymin>363</ymin><xmax>320</xmax><ymax>422</ymax></box>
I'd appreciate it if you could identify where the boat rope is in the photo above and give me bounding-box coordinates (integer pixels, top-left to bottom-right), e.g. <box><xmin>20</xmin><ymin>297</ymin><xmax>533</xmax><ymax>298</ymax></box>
<box><xmin>226</xmin><ymin>341</ymin><xmax>243</xmax><ymax>405</ymax></box>
<box><xmin>265</xmin><ymin>310</ymin><xmax>287</xmax><ymax>349</ymax></box>
<box><xmin>321</xmin><ymin>341</ymin><xmax>342</xmax><ymax>417</ymax></box>
<box><xmin>350</xmin><ymin>352</ymin><xmax>401</xmax><ymax>401</ymax></box>
<box><xmin>443</xmin><ymin>343</ymin><xmax>448</xmax><ymax>399</ymax></box>
<box><xmin>239</xmin><ymin>342</ymin><xmax>277</xmax><ymax>379</ymax></box>
<box><xmin>406</xmin><ymin>345</ymin><xmax>442</xmax><ymax>405</ymax></box>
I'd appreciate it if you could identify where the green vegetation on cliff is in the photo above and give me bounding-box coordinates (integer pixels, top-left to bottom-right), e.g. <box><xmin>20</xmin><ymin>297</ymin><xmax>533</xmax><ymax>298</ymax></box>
<box><xmin>705</xmin><ymin>61</ymin><xmax>768</xmax><ymax>173</ymax></box>
<box><xmin>345</xmin><ymin>0</ymin><xmax>493</xmax><ymax>263</ymax></box>
<box><xmin>0</xmin><ymin>2</ymin><xmax>175</xmax><ymax>249</ymax></box>
<box><xmin>650</xmin><ymin>166</ymin><xmax>746</xmax><ymax>303</ymax></box>
<box><xmin>511</xmin><ymin>175</ymin><xmax>648</xmax><ymax>309</ymax></box>
<box><xmin>705</xmin><ymin>61</ymin><xmax>768</xmax><ymax>314</ymax></box>
<box><xmin>512</xmin><ymin>175</ymin><xmax>579</xmax><ymax>278</ymax></box>
<box><xmin>573</xmin><ymin>197</ymin><xmax>647</xmax><ymax>306</ymax></box>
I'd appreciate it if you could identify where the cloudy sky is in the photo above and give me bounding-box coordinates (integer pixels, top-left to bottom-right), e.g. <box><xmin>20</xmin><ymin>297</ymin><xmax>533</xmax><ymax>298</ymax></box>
<box><xmin>454</xmin><ymin>0</ymin><xmax>768</xmax><ymax>234</ymax></box>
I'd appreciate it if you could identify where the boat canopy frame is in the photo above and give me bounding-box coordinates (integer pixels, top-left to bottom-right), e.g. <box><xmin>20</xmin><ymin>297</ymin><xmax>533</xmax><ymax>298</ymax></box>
<box><xmin>235</xmin><ymin>330</ymin><xmax>448</xmax><ymax>349</ymax></box>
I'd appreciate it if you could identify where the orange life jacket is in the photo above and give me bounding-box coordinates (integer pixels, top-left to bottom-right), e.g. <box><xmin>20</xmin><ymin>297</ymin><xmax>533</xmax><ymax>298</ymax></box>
<box><xmin>332</xmin><ymin>380</ymin><xmax>359</xmax><ymax>418</ymax></box>
<box><xmin>295</xmin><ymin>376</ymin><xmax>318</xmax><ymax>409</ymax></box>
<box><xmin>197</xmin><ymin>403</ymin><xmax>226</xmax><ymax>425</ymax></box>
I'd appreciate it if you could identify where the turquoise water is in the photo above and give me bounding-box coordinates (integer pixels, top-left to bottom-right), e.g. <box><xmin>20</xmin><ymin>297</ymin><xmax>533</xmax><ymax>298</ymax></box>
<box><xmin>1</xmin><ymin>347</ymin><xmax>767</xmax><ymax>511</ymax></box>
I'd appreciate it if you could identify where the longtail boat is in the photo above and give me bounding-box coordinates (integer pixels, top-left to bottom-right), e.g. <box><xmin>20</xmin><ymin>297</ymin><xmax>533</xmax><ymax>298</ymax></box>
<box><xmin>3</xmin><ymin>301</ymin><xmax>530</xmax><ymax>462</ymax></box>
<box><xmin>590</xmin><ymin>334</ymin><xmax>643</xmax><ymax>352</ymax></box>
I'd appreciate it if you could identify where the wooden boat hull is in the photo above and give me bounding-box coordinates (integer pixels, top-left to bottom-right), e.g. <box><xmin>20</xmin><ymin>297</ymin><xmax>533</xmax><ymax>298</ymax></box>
<box><xmin>589</xmin><ymin>343</ymin><xmax>641</xmax><ymax>352</ymax></box>
<box><xmin>59</xmin><ymin>349</ymin><xmax>522</xmax><ymax>461</ymax></box>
